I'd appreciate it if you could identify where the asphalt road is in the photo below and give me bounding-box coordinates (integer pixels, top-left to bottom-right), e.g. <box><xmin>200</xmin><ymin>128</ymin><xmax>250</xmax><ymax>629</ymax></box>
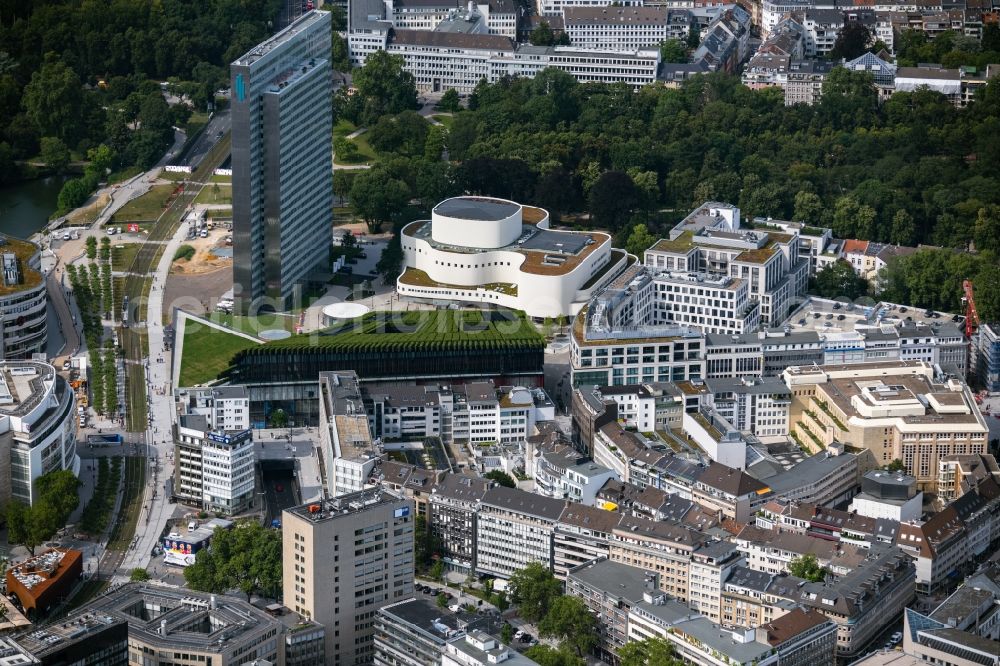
<box><xmin>180</xmin><ymin>109</ymin><xmax>231</xmax><ymax>168</ymax></box>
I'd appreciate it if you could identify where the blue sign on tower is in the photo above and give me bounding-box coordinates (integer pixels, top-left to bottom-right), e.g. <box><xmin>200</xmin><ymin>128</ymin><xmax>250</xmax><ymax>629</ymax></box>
<box><xmin>235</xmin><ymin>74</ymin><xmax>246</xmax><ymax>101</ymax></box>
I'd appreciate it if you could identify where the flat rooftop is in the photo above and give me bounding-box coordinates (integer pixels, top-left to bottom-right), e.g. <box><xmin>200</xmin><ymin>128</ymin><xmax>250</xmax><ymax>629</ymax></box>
<box><xmin>286</xmin><ymin>487</ymin><xmax>403</xmax><ymax>523</ymax></box>
<box><xmin>0</xmin><ymin>362</ymin><xmax>57</xmax><ymax>418</ymax></box>
<box><xmin>380</xmin><ymin>598</ymin><xmax>463</xmax><ymax>641</ymax></box>
<box><xmin>233</xmin><ymin>10</ymin><xmax>329</xmax><ymax>66</ymax></box>
<box><xmin>72</xmin><ymin>583</ymin><xmax>281</xmax><ymax>652</ymax></box>
<box><xmin>434</xmin><ymin>197</ymin><xmax>519</xmax><ymax>221</ymax></box>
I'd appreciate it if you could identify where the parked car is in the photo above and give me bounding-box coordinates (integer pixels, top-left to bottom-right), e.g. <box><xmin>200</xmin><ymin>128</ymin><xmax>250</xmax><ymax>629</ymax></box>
<box><xmin>62</xmin><ymin>360</ymin><xmax>71</xmax><ymax>371</ymax></box>
<box><xmin>62</xmin><ymin>231</ymin><xmax>71</xmax><ymax>240</ymax></box>
<box><xmin>430</xmin><ymin>589</ymin><xmax>440</xmax><ymax>596</ymax></box>
<box><xmin>448</xmin><ymin>604</ymin><xmax>461</xmax><ymax>613</ymax></box>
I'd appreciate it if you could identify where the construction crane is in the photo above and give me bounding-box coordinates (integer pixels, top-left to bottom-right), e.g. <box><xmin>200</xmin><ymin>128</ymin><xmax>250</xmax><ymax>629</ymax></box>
<box><xmin>961</xmin><ymin>279</ymin><xmax>980</xmax><ymax>339</ymax></box>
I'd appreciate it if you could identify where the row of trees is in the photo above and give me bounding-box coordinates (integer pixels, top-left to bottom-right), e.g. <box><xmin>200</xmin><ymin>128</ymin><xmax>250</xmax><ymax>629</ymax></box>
<box><xmin>79</xmin><ymin>456</ymin><xmax>122</xmax><ymax>534</ymax></box>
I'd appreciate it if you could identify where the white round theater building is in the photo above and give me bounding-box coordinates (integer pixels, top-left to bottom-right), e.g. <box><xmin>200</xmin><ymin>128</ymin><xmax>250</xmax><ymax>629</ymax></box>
<box><xmin>398</xmin><ymin>197</ymin><xmax>627</xmax><ymax>319</ymax></box>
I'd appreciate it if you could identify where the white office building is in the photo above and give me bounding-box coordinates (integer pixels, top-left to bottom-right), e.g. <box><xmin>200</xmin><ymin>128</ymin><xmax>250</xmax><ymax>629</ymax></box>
<box><xmin>644</xmin><ymin>202</ymin><xmax>810</xmax><ymax>328</ymax></box>
<box><xmin>173</xmin><ymin>419</ymin><xmax>255</xmax><ymax>514</ymax></box>
<box><xmin>475</xmin><ymin>486</ymin><xmax>565</xmax><ymax>577</ymax></box>
<box><xmin>319</xmin><ymin>371</ymin><xmax>381</xmax><ymax>498</ymax></box>
<box><xmin>562</xmin><ymin>6</ymin><xmax>669</xmax><ymax>51</ymax></box>
<box><xmin>0</xmin><ymin>362</ymin><xmax>78</xmax><ymax>510</ymax></box>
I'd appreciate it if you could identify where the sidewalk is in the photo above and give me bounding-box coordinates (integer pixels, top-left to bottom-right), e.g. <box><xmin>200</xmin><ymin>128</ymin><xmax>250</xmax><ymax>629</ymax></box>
<box><xmin>115</xmin><ymin>211</ymin><xmax>186</xmax><ymax>578</ymax></box>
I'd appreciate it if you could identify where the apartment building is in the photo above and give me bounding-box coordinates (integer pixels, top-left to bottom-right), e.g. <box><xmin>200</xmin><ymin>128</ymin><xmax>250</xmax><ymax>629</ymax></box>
<box><xmin>800</xmin><ymin>9</ymin><xmax>843</xmax><ymax>57</ymax></box>
<box><xmin>784</xmin><ymin>59</ymin><xmax>833</xmax><ymax>106</ymax></box>
<box><xmin>703</xmin><ymin>376</ymin><xmax>791</xmax><ymax>437</ymax></box>
<box><xmin>688</xmin><ymin>540</ymin><xmax>743</xmax><ymax>623</ymax></box>
<box><xmin>553</xmin><ymin>503</ymin><xmax>620</xmax><ymax>578</ymax></box>
<box><xmin>475</xmin><ymin>486</ymin><xmax>565</xmax><ymax>578</ymax></box>
<box><xmin>629</xmin><ymin>597</ymin><xmax>837</xmax><ymax>666</ymax></box>
<box><xmin>691</xmin><ymin>461</ymin><xmax>771</xmax><ymax>523</ymax></box>
<box><xmin>371</xmin><ymin>460</ymin><xmax>443</xmax><ymax>518</ymax></box>
<box><xmin>609</xmin><ymin>515</ymin><xmax>708</xmax><ymax>600</ymax></box>
<box><xmin>429</xmin><ymin>474</ymin><xmax>492</xmax><ymax>573</ymax></box>
<box><xmin>566</xmin><ymin>558</ymin><xmax>664</xmax><ymax>663</ymax></box>
<box><xmin>282</xmin><ymin>489</ymin><xmax>415</xmax><ymax>666</ymax></box>
<box><xmin>582</xmin><ymin>383</ymin><xmax>685</xmax><ymax>434</ymax></box>
<box><xmin>937</xmin><ymin>453</ymin><xmax>1000</xmax><ymax>502</ymax></box>
<box><xmin>364</xmin><ymin>380</ymin><xmax>555</xmax><ymax>445</ymax></box>
<box><xmin>783</xmin><ymin>361</ymin><xmax>989</xmax><ymax>491</ymax></box>
<box><xmin>562</xmin><ymin>6</ymin><xmax>669</xmax><ymax>51</ymax></box>
<box><xmin>799</xmin><ymin>547</ymin><xmax>915</xmax><ymax>659</ymax></box>
<box><xmin>720</xmin><ymin>566</ymin><xmax>805</xmax><ymax>628</ymax></box>
<box><xmin>644</xmin><ymin>202</ymin><xmax>809</xmax><ymax>328</ymax></box>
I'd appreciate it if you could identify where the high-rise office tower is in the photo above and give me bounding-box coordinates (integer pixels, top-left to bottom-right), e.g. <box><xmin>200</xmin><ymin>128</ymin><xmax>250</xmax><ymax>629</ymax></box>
<box><xmin>231</xmin><ymin>10</ymin><xmax>333</xmax><ymax>311</ymax></box>
<box><xmin>283</xmin><ymin>489</ymin><xmax>416</xmax><ymax>666</ymax></box>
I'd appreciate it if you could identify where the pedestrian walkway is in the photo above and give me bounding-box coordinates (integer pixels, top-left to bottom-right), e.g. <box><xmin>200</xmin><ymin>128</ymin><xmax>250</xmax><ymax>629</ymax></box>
<box><xmin>115</xmin><ymin>212</ymin><xmax>188</xmax><ymax>579</ymax></box>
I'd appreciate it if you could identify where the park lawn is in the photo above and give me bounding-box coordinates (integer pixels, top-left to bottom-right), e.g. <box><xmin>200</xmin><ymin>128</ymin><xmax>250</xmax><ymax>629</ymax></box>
<box><xmin>194</xmin><ymin>183</ymin><xmax>232</xmax><ymax>205</ymax></box>
<box><xmin>333</xmin><ymin>118</ymin><xmax>358</xmax><ymax>140</ymax></box>
<box><xmin>111</xmin><ymin>184</ymin><xmax>176</xmax><ymax>223</ymax></box>
<box><xmin>179</xmin><ymin>324</ymin><xmax>260</xmax><ymax>386</ymax></box>
<box><xmin>159</xmin><ymin>170</ymin><xmax>189</xmax><ymax>182</ymax></box>
<box><xmin>335</xmin><ymin>132</ymin><xmax>376</xmax><ymax>165</ymax></box>
<box><xmin>432</xmin><ymin>114</ymin><xmax>455</xmax><ymax>129</ymax></box>
<box><xmin>110</xmin><ymin>243</ymin><xmax>143</xmax><ymax>271</ymax></box>
<box><xmin>209</xmin><ymin>173</ymin><xmax>231</xmax><ymax>183</ymax></box>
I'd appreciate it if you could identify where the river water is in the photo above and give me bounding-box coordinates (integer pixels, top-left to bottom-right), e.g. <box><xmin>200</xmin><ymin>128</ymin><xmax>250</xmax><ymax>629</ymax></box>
<box><xmin>0</xmin><ymin>176</ymin><xmax>69</xmax><ymax>240</ymax></box>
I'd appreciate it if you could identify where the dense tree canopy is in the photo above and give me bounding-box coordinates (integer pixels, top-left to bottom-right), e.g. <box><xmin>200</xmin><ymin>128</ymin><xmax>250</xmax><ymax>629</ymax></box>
<box><xmin>5</xmin><ymin>470</ymin><xmax>81</xmax><ymax>556</ymax></box>
<box><xmin>508</xmin><ymin>562</ymin><xmax>562</xmax><ymax>623</ymax></box>
<box><xmin>0</xmin><ymin>0</ymin><xmax>282</xmax><ymax>180</ymax></box>
<box><xmin>184</xmin><ymin>521</ymin><xmax>282</xmax><ymax>601</ymax></box>
<box><xmin>422</xmin><ymin>68</ymin><xmax>1000</xmax><ymax>319</ymax></box>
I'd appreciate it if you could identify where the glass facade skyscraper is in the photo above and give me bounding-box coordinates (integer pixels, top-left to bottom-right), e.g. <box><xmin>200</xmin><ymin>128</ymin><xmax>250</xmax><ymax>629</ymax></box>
<box><xmin>230</xmin><ymin>10</ymin><xmax>333</xmax><ymax>311</ymax></box>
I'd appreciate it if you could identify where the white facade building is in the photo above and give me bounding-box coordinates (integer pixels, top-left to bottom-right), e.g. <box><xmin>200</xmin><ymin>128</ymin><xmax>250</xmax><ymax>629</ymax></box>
<box><xmin>319</xmin><ymin>371</ymin><xmax>381</xmax><ymax>498</ymax></box>
<box><xmin>644</xmin><ymin>203</ymin><xmax>810</xmax><ymax>328</ymax></box>
<box><xmin>538</xmin><ymin>0</ymin><xmax>642</xmax><ymax>17</ymax></box>
<box><xmin>652</xmin><ymin>272</ymin><xmax>760</xmax><ymax>335</ymax></box>
<box><xmin>562</xmin><ymin>6</ymin><xmax>669</xmax><ymax>51</ymax></box>
<box><xmin>475</xmin><ymin>486</ymin><xmax>565</xmax><ymax>577</ymax></box>
<box><xmin>0</xmin><ymin>362</ymin><xmax>78</xmax><ymax>510</ymax></box>
<box><xmin>399</xmin><ymin>196</ymin><xmax>626</xmax><ymax>318</ymax></box>
<box><xmin>174</xmin><ymin>420</ymin><xmax>255</xmax><ymax>514</ymax></box>
<box><xmin>703</xmin><ymin>376</ymin><xmax>791</xmax><ymax>437</ymax></box>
